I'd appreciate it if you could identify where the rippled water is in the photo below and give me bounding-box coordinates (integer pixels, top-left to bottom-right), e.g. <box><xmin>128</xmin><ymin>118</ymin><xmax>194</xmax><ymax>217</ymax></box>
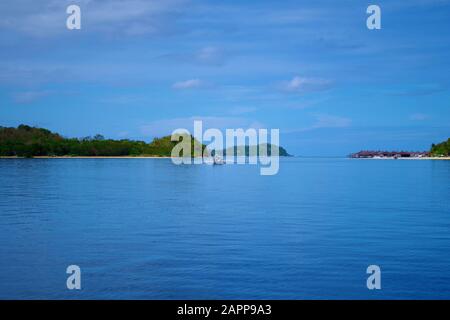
<box><xmin>0</xmin><ymin>158</ymin><xmax>449</xmax><ymax>299</ymax></box>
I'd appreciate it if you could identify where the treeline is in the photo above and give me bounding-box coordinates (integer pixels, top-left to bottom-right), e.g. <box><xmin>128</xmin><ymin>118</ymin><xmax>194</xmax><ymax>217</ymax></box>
<box><xmin>430</xmin><ymin>138</ymin><xmax>450</xmax><ymax>156</ymax></box>
<box><xmin>0</xmin><ymin>125</ymin><xmax>201</xmax><ymax>157</ymax></box>
<box><xmin>218</xmin><ymin>144</ymin><xmax>292</xmax><ymax>157</ymax></box>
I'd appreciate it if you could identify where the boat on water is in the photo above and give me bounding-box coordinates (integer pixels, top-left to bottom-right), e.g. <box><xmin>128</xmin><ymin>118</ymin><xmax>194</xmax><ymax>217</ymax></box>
<box><xmin>213</xmin><ymin>155</ymin><xmax>225</xmax><ymax>165</ymax></box>
<box><xmin>202</xmin><ymin>155</ymin><xmax>225</xmax><ymax>165</ymax></box>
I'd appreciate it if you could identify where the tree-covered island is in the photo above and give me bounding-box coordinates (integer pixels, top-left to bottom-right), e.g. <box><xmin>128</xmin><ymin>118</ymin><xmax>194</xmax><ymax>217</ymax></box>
<box><xmin>0</xmin><ymin>125</ymin><xmax>292</xmax><ymax>158</ymax></box>
<box><xmin>430</xmin><ymin>138</ymin><xmax>450</xmax><ymax>157</ymax></box>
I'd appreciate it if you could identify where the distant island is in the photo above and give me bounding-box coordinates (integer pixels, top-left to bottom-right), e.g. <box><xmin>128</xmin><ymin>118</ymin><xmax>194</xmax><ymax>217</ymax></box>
<box><xmin>0</xmin><ymin>125</ymin><xmax>291</xmax><ymax>158</ymax></box>
<box><xmin>430</xmin><ymin>138</ymin><xmax>450</xmax><ymax>157</ymax></box>
<box><xmin>350</xmin><ymin>151</ymin><xmax>429</xmax><ymax>159</ymax></box>
<box><xmin>214</xmin><ymin>144</ymin><xmax>292</xmax><ymax>157</ymax></box>
<box><xmin>350</xmin><ymin>138</ymin><xmax>450</xmax><ymax>159</ymax></box>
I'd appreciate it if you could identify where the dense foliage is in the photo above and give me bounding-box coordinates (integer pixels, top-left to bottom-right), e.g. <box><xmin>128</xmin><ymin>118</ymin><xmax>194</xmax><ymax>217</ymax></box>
<box><xmin>430</xmin><ymin>138</ymin><xmax>450</xmax><ymax>156</ymax></box>
<box><xmin>0</xmin><ymin>125</ymin><xmax>202</xmax><ymax>157</ymax></box>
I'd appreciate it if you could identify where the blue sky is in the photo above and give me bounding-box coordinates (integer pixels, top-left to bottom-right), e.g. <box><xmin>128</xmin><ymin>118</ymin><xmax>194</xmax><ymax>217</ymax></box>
<box><xmin>0</xmin><ymin>0</ymin><xmax>449</xmax><ymax>155</ymax></box>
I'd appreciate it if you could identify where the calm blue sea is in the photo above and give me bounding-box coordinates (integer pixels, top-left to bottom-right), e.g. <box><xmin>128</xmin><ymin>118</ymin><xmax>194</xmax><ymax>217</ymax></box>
<box><xmin>0</xmin><ymin>158</ymin><xmax>449</xmax><ymax>299</ymax></box>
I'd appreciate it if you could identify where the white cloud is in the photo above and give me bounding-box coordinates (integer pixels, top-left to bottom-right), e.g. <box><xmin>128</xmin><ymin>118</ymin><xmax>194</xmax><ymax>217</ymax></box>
<box><xmin>0</xmin><ymin>0</ymin><xmax>187</xmax><ymax>37</ymax></box>
<box><xmin>285</xmin><ymin>76</ymin><xmax>307</xmax><ymax>90</ymax></box>
<box><xmin>172</xmin><ymin>79</ymin><xmax>203</xmax><ymax>89</ymax></box>
<box><xmin>282</xmin><ymin>76</ymin><xmax>333</xmax><ymax>93</ymax></box>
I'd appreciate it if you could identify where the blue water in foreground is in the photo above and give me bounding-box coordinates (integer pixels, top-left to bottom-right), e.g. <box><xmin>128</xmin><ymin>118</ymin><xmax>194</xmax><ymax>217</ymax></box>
<box><xmin>0</xmin><ymin>158</ymin><xmax>449</xmax><ymax>299</ymax></box>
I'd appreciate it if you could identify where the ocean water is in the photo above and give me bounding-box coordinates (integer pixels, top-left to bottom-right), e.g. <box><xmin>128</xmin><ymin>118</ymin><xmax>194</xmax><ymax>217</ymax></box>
<box><xmin>0</xmin><ymin>158</ymin><xmax>449</xmax><ymax>299</ymax></box>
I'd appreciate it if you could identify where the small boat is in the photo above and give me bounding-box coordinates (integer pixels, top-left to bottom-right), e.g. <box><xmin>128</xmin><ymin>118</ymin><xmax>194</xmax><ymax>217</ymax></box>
<box><xmin>213</xmin><ymin>155</ymin><xmax>225</xmax><ymax>165</ymax></box>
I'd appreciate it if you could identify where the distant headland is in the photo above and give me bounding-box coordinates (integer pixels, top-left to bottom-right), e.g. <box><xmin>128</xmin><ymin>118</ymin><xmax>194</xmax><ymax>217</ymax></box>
<box><xmin>349</xmin><ymin>138</ymin><xmax>450</xmax><ymax>159</ymax></box>
<box><xmin>0</xmin><ymin>125</ymin><xmax>291</xmax><ymax>158</ymax></box>
<box><xmin>215</xmin><ymin>144</ymin><xmax>292</xmax><ymax>157</ymax></box>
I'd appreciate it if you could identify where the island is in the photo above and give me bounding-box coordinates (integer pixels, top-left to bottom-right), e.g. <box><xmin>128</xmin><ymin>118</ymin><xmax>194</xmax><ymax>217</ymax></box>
<box><xmin>217</xmin><ymin>144</ymin><xmax>292</xmax><ymax>157</ymax></box>
<box><xmin>0</xmin><ymin>125</ymin><xmax>202</xmax><ymax>158</ymax></box>
<box><xmin>0</xmin><ymin>125</ymin><xmax>292</xmax><ymax>158</ymax></box>
<box><xmin>430</xmin><ymin>138</ymin><xmax>450</xmax><ymax>157</ymax></box>
<box><xmin>349</xmin><ymin>138</ymin><xmax>450</xmax><ymax>159</ymax></box>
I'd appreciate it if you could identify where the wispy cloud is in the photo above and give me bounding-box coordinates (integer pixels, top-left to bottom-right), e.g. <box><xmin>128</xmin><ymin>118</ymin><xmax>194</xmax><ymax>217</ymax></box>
<box><xmin>281</xmin><ymin>76</ymin><xmax>333</xmax><ymax>94</ymax></box>
<box><xmin>172</xmin><ymin>79</ymin><xmax>204</xmax><ymax>90</ymax></box>
<box><xmin>12</xmin><ymin>90</ymin><xmax>53</xmax><ymax>104</ymax></box>
<box><xmin>194</xmin><ymin>46</ymin><xmax>227</xmax><ymax>66</ymax></box>
<box><xmin>0</xmin><ymin>0</ymin><xmax>188</xmax><ymax>37</ymax></box>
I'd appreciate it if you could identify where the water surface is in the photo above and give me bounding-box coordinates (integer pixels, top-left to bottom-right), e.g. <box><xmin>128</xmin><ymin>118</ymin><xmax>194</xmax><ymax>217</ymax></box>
<box><xmin>0</xmin><ymin>158</ymin><xmax>449</xmax><ymax>299</ymax></box>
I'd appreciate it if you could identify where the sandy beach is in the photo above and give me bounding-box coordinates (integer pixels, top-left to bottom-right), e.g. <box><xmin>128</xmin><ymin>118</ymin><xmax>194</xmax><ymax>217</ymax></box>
<box><xmin>399</xmin><ymin>157</ymin><xmax>450</xmax><ymax>160</ymax></box>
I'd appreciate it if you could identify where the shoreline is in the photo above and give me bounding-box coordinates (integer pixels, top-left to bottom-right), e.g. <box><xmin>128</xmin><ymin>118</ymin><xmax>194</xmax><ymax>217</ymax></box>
<box><xmin>0</xmin><ymin>156</ymin><xmax>449</xmax><ymax>160</ymax></box>
<box><xmin>0</xmin><ymin>156</ymin><xmax>174</xmax><ymax>159</ymax></box>
<box><xmin>350</xmin><ymin>157</ymin><xmax>450</xmax><ymax>160</ymax></box>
